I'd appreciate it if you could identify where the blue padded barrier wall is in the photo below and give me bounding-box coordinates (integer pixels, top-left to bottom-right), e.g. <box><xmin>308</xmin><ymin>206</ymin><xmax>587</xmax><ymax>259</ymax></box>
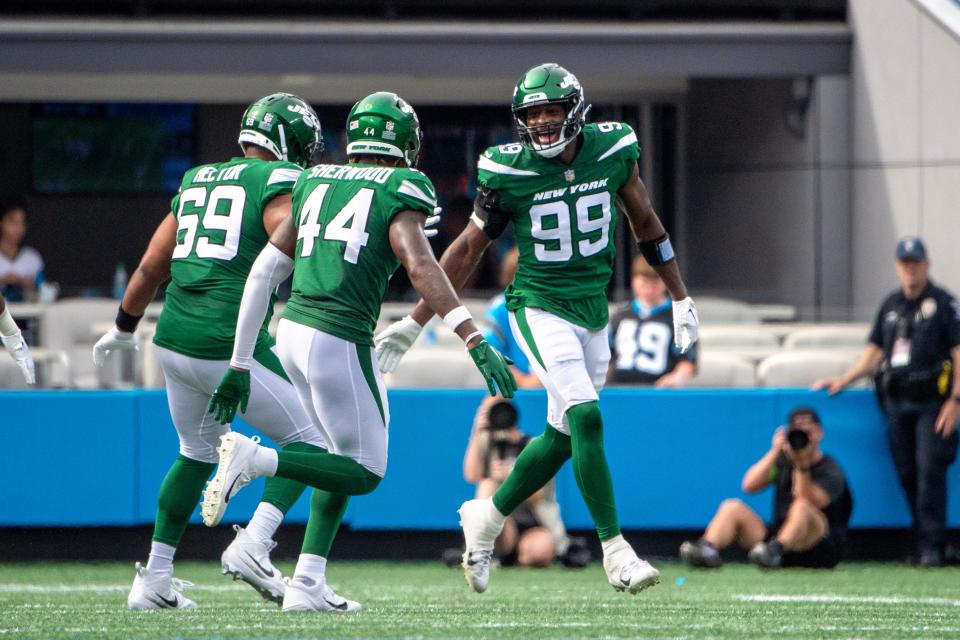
<box><xmin>0</xmin><ymin>389</ymin><xmax>954</xmax><ymax>529</ymax></box>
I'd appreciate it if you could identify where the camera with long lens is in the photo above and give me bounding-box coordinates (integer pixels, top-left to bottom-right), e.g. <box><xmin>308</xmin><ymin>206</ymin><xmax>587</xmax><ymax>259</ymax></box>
<box><xmin>485</xmin><ymin>400</ymin><xmax>522</xmax><ymax>461</ymax></box>
<box><xmin>787</xmin><ymin>428</ymin><xmax>810</xmax><ymax>451</ymax></box>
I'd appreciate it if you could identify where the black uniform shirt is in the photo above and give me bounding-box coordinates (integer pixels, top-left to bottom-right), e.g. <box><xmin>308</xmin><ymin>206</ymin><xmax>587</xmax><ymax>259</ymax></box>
<box><xmin>868</xmin><ymin>281</ymin><xmax>960</xmax><ymax>379</ymax></box>
<box><xmin>771</xmin><ymin>452</ymin><xmax>853</xmax><ymax>540</ymax></box>
<box><xmin>608</xmin><ymin>300</ymin><xmax>698</xmax><ymax>384</ymax></box>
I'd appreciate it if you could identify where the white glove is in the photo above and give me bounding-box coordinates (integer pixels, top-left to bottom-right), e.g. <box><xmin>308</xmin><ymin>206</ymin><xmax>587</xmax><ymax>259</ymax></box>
<box><xmin>374</xmin><ymin>315</ymin><xmax>424</xmax><ymax>373</ymax></box>
<box><xmin>92</xmin><ymin>326</ymin><xmax>140</xmax><ymax>367</ymax></box>
<box><xmin>423</xmin><ymin>206</ymin><xmax>441</xmax><ymax>239</ymax></box>
<box><xmin>672</xmin><ymin>296</ymin><xmax>699</xmax><ymax>354</ymax></box>
<box><xmin>1</xmin><ymin>332</ymin><xmax>36</xmax><ymax>384</ymax></box>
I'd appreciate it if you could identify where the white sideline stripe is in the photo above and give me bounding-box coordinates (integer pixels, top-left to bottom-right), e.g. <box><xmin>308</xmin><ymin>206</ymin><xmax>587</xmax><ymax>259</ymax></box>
<box><xmin>596</xmin><ymin>131</ymin><xmax>638</xmax><ymax>161</ymax></box>
<box><xmin>736</xmin><ymin>593</ymin><xmax>960</xmax><ymax>607</ymax></box>
<box><xmin>0</xmin><ymin>583</ymin><xmax>248</xmax><ymax>593</ymax></box>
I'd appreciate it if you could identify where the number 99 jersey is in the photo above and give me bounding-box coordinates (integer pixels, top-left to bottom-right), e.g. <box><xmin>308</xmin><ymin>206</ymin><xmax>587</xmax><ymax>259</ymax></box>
<box><xmin>477</xmin><ymin>122</ymin><xmax>639</xmax><ymax>331</ymax></box>
<box><xmin>282</xmin><ymin>163</ymin><xmax>438</xmax><ymax>346</ymax></box>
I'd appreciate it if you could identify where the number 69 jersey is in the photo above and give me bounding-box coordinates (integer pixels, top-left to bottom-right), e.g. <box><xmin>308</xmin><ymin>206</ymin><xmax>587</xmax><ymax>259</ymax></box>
<box><xmin>281</xmin><ymin>163</ymin><xmax>438</xmax><ymax>346</ymax></box>
<box><xmin>154</xmin><ymin>157</ymin><xmax>302</xmax><ymax>359</ymax></box>
<box><xmin>478</xmin><ymin>122</ymin><xmax>639</xmax><ymax>331</ymax></box>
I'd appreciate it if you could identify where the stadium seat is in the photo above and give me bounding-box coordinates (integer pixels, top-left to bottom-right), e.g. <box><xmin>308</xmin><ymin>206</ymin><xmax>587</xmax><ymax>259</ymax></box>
<box><xmin>384</xmin><ymin>346</ymin><xmax>485</xmax><ymax>389</ymax></box>
<box><xmin>782</xmin><ymin>324</ymin><xmax>871</xmax><ymax>350</ymax></box>
<box><xmin>693</xmin><ymin>296</ymin><xmax>762</xmax><ymax>324</ymax></box>
<box><xmin>756</xmin><ymin>350</ymin><xmax>863</xmax><ymax>387</ymax></box>
<box><xmin>685</xmin><ymin>352</ymin><xmax>757</xmax><ymax>388</ymax></box>
<box><xmin>40</xmin><ymin>298</ymin><xmax>120</xmax><ymax>388</ymax></box>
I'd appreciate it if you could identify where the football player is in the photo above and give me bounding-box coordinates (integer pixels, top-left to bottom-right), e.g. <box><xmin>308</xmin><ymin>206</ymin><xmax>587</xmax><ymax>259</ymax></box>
<box><xmin>202</xmin><ymin>91</ymin><xmax>516</xmax><ymax>612</ymax></box>
<box><xmin>375</xmin><ymin>64</ymin><xmax>700</xmax><ymax>594</ymax></box>
<box><xmin>0</xmin><ymin>294</ymin><xmax>35</xmax><ymax>383</ymax></box>
<box><xmin>93</xmin><ymin>93</ymin><xmax>330</xmax><ymax>610</ymax></box>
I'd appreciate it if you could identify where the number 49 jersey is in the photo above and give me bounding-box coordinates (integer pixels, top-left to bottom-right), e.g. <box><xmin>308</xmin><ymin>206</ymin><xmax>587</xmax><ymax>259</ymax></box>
<box><xmin>282</xmin><ymin>163</ymin><xmax>438</xmax><ymax>346</ymax></box>
<box><xmin>478</xmin><ymin>122</ymin><xmax>639</xmax><ymax>331</ymax></box>
<box><xmin>154</xmin><ymin>157</ymin><xmax>301</xmax><ymax>360</ymax></box>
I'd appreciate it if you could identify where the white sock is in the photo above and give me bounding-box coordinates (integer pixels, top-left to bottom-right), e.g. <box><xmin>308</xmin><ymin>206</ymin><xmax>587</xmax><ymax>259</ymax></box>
<box><xmin>601</xmin><ymin>534</ymin><xmax>628</xmax><ymax>557</ymax></box>
<box><xmin>146</xmin><ymin>541</ymin><xmax>176</xmax><ymax>578</ymax></box>
<box><xmin>293</xmin><ymin>553</ymin><xmax>327</xmax><ymax>585</ymax></box>
<box><xmin>246</xmin><ymin>502</ymin><xmax>284</xmax><ymax>543</ymax></box>
<box><xmin>251</xmin><ymin>445</ymin><xmax>279</xmax><ymax>476</ymax></box>
<box><xmin>485</xmin><ymin>498</ymin><xmax>506</xmax><ymax>528</ymax></box>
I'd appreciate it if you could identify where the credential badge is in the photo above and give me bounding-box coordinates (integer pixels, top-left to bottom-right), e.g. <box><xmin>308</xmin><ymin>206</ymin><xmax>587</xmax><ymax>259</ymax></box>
<box><xmin>564</xmin><ymin>169</ymin><xmax>576</xmax><ymax>182</ymax></box>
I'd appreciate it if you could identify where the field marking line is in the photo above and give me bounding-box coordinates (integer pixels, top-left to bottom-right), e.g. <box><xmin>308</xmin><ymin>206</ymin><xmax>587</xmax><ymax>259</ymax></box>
<box><xmin>736</xmin><ymin>593</ymin><xmax>960</xmax><ymax>607</ymax></box>
<box><xmin>0</xmin><ymin>584</ymin><xmax>248</xmax><ymax>593</ymax></box>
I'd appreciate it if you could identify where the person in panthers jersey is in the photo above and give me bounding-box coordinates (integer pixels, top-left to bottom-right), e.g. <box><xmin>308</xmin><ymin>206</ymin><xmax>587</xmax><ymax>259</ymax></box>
<box><xmin>376</xmin><ymin>63</ymin><xmax>700</xmax><ymax>594</ymax></box>
<box><xmin>92</xmin><ymin>93</ymin><xmax>330</xmax><ymax>610</ymax></box>
<box><xmin>201</xmin><ymin>92</ymin><xmax>515</xmax><ymax>613</ymax></box>
<box><xmin>608</xmin><ymin>255</ymin><xmax>698</xmax><ymax>386</ymax></box>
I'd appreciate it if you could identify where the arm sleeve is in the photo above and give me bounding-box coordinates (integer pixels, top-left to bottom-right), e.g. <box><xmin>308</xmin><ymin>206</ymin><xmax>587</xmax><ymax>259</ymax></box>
<box><xmin>230</xmin><ymin>243</ymin><xmax>294</xmax><ymax>369</ymax></box>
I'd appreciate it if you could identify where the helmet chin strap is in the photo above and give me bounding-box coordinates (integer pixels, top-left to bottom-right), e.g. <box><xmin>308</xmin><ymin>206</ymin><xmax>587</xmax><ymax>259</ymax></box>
<box><xmin>531</xmin><ymin>132</ymin><xmax>573</xmax><ymax>158</ymax></box>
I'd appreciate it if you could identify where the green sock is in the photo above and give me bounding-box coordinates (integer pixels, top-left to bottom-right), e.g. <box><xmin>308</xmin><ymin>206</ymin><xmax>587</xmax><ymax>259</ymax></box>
<box><xmin>492</xmin><ymin>424</ymin><xmax>571</xmax><ymax>516</ymax></box>
<box><xmin>152</xmin><ymin>454</ymin><xmax>216</xmax><ymax>546</ymax></box>
<box><xmin>276</xmin><ymin>449</ymin><xmax>381</xmax><ymax>495</ymax></box>
<box><xmin>300</xmin><ymin>490</ymin><xmax>350</xmax><ymax>557</ymax></box>
<box><xmin>260</xmin><ymin>442</ymin><xmax>323</xmax><ymax>513</ymax></box>
<box><xmin>567</xmin><ymin>401</ymin><xmax>621</xmax><ymax>541</ymax></box>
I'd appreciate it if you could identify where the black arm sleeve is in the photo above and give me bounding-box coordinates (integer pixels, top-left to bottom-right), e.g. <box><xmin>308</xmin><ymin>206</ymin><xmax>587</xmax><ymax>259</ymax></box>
<box><xmin>473</xmin><ymin>186</ymin><xmax>511</xmax><ymax>240</ymax></box>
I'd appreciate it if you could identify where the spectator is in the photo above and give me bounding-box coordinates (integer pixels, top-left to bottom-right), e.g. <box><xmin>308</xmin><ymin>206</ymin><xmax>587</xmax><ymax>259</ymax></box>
<box><xmin>608</xmin><ymin>255</ymin><xmax>697</xmax><ymax>387</ymax></box>
<box><xmin>461</xmin><ymin>396</ymin><xmax>577</xmax><ymax>567</ymax></box>
<box><xmin>679</xmin><ymin>407</ymin><xmax>852</xmax><ymax>569</ymax></box>
<box><xmin>0</xmin><ymin>202</ymin><xmax>44</xmax><ymax>303</ymax></box>
<box><xmin>813</xmin><ymin>237</ymin><xmax>960</xmax><ymax>566</ymax></box>
<box><xmin>482</xmin><ymin>247</ymin><xmax>541</xmax><ymax>389</ymax></box>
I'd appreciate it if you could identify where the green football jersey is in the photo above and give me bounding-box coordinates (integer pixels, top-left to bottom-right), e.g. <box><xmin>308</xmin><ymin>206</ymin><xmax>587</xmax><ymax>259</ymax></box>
<box><xmin>282</xmin><ymin>163</ymin><xmax>438</xmax><ymax>345</ymax></box>
<box><xmin>477</xmin><ymin>122</ymin><xmax>639</xmax><ymax>330</ymax></box>
<box><xmin>154</xmin><ymin>157</ymin><xmax>302</xmax><ymax>359</ymax></box>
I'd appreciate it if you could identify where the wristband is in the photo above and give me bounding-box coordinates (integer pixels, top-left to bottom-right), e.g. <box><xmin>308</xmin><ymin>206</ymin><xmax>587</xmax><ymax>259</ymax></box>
<box><xmin>115</xmin><ymin>305</ymin><xmax>143</xmax><ymax>333</ymax></box>
<box><xmin>0</xmin><ymin>307</ymin><xmax>20</xmax><ymax>337</ymax></box>
<box><xmin>637</xmin><ymin>233</ymin><xmax>675</xmax><ymax>266</ymax></box>
<box><xmin>464</xmin><ymin>330</ymin><xmax>483</xmax><ymax>346</ymax></box>
<box><xmin>443</xmin><ymin>305</ymin><xmax>473</xmax><ymax>332</ymax></box>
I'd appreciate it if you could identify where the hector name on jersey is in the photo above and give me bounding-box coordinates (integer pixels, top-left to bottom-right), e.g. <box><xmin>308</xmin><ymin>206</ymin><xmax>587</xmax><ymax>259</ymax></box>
<box><xmin>154</xmin><ymin>158</ymin><xmax>302</xmax><ymax>359</ymax></box>
<box><xmin>477</xmin><ymin>122</ymin><xmax>639</xmax><ymax>331</ymax></box>
<box><xmin>282</xmin><ymin>162</ymin><xmax>438</xmax><ymax>346</ymax></box>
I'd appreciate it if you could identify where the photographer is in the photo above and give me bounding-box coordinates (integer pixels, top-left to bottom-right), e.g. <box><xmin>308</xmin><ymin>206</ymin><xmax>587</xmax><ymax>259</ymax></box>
<box><xmin>461</xmin><ymin>396</ymin><xmax>580</xmax><ymax>567</ymax></box>
<box><xmin>679</xmin><ymin>408</ymin><xmax>852</xmax><ymax>569</ymax></box>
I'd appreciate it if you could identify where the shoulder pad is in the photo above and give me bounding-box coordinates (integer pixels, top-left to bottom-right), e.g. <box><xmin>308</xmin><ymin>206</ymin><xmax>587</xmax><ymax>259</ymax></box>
<box><xmin>394</xmin><ymin>167</ymin><xmax>438</xmax><ymax>211</ymax></box>
<box><xmin>477</xmin><ymin>145</ymin><xmax>541</xmax><ymax>187</ymax></box>
<box><xmin>592</xmin><ymin>122</ymin><xmax>639</xmax><ymax>162</ymax></box>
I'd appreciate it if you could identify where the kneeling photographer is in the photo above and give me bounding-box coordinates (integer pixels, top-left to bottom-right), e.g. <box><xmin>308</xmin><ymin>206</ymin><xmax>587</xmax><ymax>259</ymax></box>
<box><xmin>455</xmin><ymin>396</ymin><xmax>589</xmax><ymax>568</ymax></box>
<box><xmin>680</xmin><ymin>407</ymin><xmax>852</xmax><ymax>569</ymax></box>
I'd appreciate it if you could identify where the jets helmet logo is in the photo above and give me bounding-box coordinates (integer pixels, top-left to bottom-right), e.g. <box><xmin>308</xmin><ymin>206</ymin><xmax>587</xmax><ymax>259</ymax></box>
<box><xmin>559</xmin><ymin>74</ymin><xmax>581</xmax><ymax>90</ymax></box>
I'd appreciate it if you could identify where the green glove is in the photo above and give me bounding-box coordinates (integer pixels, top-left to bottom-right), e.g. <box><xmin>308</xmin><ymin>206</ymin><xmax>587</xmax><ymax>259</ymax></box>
<box><xmin>208</xmin><ymin>367</ymin><xmax>251</xmax><ymax>424</ymax></box>
<box><xmin>468</xmin><ymin>339</ymin><xmax>517</xmax><ymax>399</ymax></box>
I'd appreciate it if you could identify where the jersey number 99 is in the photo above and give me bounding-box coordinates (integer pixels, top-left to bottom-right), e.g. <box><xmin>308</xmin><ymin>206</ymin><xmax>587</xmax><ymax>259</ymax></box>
<box><xmin>529</xmin><ymin>192</ymin><xmax>611</xmax><ymax>263</ymax></box>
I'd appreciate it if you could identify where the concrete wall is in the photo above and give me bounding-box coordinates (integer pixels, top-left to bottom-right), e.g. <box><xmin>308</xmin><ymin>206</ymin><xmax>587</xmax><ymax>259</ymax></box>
<box><xmin>849</xmin><ymin>0</ymin><xmax>960</xmax><ymax>319</ymax></box>
<box><xmin>685</xmin><ymin>76</ymin><xmax>851</xmax><ymax>319</ymax></box>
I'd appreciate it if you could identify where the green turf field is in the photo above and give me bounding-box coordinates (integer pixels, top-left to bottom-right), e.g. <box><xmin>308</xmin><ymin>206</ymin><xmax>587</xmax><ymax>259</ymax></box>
<box><xmin>1</xmin><ymin>560</ymin><xmax>959</xmax><ymax>639</ymax></box>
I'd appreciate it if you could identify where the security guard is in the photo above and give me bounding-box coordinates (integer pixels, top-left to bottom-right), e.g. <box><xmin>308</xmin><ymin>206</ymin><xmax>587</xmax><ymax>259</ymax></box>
<box><xmin>814</xmin><ymin>237</ymin><xmax>960</xmax><ymax>566</ymax></box>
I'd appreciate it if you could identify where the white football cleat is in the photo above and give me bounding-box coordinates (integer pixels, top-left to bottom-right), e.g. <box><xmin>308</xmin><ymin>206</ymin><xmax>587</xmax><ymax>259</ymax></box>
<box><xmin>202</xmin><ymin>432</ymin><xmax>263</xmax><ymax>527</ymax></box>
<box><xmin>603</xmin><ymin>540</ymin><xmax>660</xmax><ymax>594</ymax></box>
<box><xmin>127</xmin><ymin>562</ymin><xmax>197</xmax><ymax>610</ymax></box>
<box><xmin>282</xmin><ymin>576</ymin><xmax>361</xmax><ymax>613</ymax></box>
<box><xmin>458</xmin><ymin>498</ymin><xmax>504</xmax><ymax>593</ymax></box>
<box><xmin>221</xmin><ymin>525</ymin><xmax>286</xmax><ymax>605</ymax></box>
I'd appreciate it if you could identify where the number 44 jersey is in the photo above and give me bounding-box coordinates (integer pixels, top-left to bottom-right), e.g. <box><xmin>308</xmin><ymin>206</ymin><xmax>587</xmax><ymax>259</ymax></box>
<box><xmin>282</xmin><ymin>163</ymin><xmax>438</xmax><ymax>346</ymax></box>
<box><xmin>154</xmin><ymin>157</ymin><xmax>301</xmax><ymax>359</ymax></box>
<box><xmin>478</xmin><ymin>122</ymin><xmax>639</xmax><ymax>331</ymax></box>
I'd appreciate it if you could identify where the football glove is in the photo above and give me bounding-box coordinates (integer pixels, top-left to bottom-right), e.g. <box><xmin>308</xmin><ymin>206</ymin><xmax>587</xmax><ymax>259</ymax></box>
<box><xmin>1</xmin><ymin>332</ymin><xmax>35</xmax><ymax>384</ymax></box>
<box><xmin>208</xmin><ymin>367</ymin><xmax>250</xmax><ymax>425</ymax></box>
<box><xmin>672</xmin><ymin>296</ymin><xmax>699</xmax><ymax>354</ymax></box>
<box><xmin>92</xmin><ymin>326</ymin><xmax>140</xmax><ymax>367</ymax></box>
<box><xmin>423</xmin><ymin>206</ymin><xmax>441</xmax><ymax>239</ymax></box>
<box><xmin>468</xmin><ymin>339</ymin><xmax>517</xmax><ymax>398</ymax></box>
<box><xmin>374</xmin><ymin>315</ymin><xmax>424</xmax><ymax>373</ymax></box>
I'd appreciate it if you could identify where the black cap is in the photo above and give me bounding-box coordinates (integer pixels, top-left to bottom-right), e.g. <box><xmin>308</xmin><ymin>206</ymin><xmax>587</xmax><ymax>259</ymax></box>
<box><xmin>896</xmin><ymin>236</ymin><xmax>927</xmax><ymax>261</ymax></box>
